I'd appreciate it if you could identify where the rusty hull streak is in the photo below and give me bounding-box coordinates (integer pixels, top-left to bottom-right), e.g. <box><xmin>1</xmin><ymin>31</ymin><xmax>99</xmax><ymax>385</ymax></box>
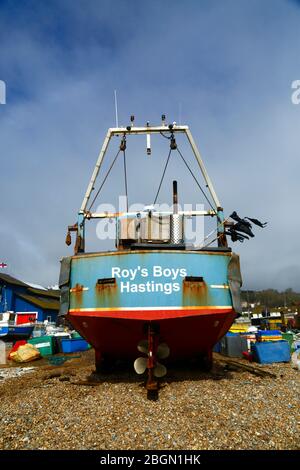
<box><xmin>182</xmin><ymin>279</ymin><xmax>211</xmax><ymax>307</ymax></box>
<box><xmin>71</xmin><ymin>283</ymin><xmax>84</xmax><ymax>308</ymax></box>
<box><xmin>71</xmin><ymin>283</ymin><xmax>85</xmax><ymax>292</ymax></box>
<box><xmin>94</xmin><ymin>282</ymin><xmax>120</xmax><ymax>309</ymax></box>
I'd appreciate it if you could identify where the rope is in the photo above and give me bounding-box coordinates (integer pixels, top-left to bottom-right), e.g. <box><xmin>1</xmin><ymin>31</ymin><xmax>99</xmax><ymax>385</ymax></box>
<box><xmin>176</xmin><ymin>146</ymin><xmax>217</xmax><ymax>212</ymax></box>
<box><xmin>123</xmin><ymin>149</ymin><xmax>128</xmax><ymax>212</ymax></box>
<box><xmin>201</xmin><ymin>233</ymin><xmax>222</xmax><ymax>249</ymax></box>
<box><xmin>88</xmin><ymin>148</ymin><xmax>121</xmax><ymax>211</ymax></box>
<box><xmin>153</xmin><ymin>147</ymin><xmax>172</xmax><ymax>205</ymax></box>
<box><xmin>159</xmin><ymin>131</ymin><xmax>172</xmax><ymax>140</ymax></box>
<box><xmin>198</xmin><ymin>217</ymin><xmax>230</xmax><ymax>249</ymax></box>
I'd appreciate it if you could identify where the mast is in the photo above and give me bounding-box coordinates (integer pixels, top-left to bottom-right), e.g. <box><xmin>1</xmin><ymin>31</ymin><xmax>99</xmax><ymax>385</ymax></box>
<box><xmin>68</xmin><ymin>122</ymin><xmax>226</xmax><ymax>253</ymax></box>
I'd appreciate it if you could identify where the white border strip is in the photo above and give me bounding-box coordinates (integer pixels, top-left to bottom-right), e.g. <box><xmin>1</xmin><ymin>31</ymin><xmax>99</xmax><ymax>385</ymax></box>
<box><xmin>210</xmin><ymin>285</ymin><xmax>229</xmax><ymax>289</ymax></box>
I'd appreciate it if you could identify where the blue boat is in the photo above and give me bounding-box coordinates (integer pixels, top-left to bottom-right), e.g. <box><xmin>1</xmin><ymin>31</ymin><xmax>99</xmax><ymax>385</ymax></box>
<box><xmin>59</xmin><ymin>118</ymin><xmax>245</xmax><ymax>391</ymax></box>
<box><xmin>0</xmin><ymin>311</ymin><xmax>35</xmax><ymax>340</ymax></box>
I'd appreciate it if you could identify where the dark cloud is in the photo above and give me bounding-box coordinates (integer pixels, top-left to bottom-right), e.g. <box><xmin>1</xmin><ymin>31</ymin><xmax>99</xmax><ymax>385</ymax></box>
<box><xmin>0</xmin><ymin>0</ymin><xmax>300</xmax><ymax>290</ymax></box>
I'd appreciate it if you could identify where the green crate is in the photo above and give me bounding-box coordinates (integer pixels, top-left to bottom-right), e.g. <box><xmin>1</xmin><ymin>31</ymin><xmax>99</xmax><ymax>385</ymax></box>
<box><xmin>71</xmin><ymin>331</ymin><xmax>92</xmax><ymax>349</ymax></box>
<box><xmin>71</xmin><ymin>331</ymin><xmax>82</xmax><ymax>339</ymax></box>
<box><xmin>28</xmin><ymin>335</ymin><xmax>54</xmax><ymax>357</ymax></box>
<box><xmin>282</xmin><ymin>333</ymin><xmax>294</xmax><ymax>351</ymax></box>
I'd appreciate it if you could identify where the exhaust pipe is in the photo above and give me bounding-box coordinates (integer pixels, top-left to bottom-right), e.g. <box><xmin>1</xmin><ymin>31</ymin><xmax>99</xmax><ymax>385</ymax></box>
<box><xmin>171</xmin><ymin>180</ymin><xmax>184</xmax><ymax>244</ymax></box>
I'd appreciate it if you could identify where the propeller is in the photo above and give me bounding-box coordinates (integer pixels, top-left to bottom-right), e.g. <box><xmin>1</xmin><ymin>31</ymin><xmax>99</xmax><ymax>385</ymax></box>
<box><xmin>157</xmin><ymin>342</ymin><xmax>170</xmax><ymax>360</ymax></box>
<box><xmin>137</xmin><ymin>340</ymin><xmax>170</xmax><ymax>359</ymax></box>
<box><xmin>134</xmin><ymin>357</ymin><xmax>148</xmax><ymax>375</ymax></box>
<box><xmin>137</xmin><ymin>340</ymin><xmax>148</xmax><ymax>354</ymax></box>
<box><xmin>134</xmin><ymin>340</ymin><xmax>170</xmax><ymax>377</ymax></box>
<box><xmin>153</xmin><ymin>362</ymin><xmax>167</xmax><ymax>378</ymax></box>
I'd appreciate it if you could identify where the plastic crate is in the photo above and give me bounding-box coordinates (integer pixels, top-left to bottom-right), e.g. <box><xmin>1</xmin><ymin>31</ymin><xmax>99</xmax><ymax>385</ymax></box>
<box><xmin>70</xmin><ymin>332</ymin><xmax>92</xmax><ymax>348</ymax></box>
<box><xmin>53</xmin><ymin>334</ymin><xmax>71</xmax><ymax>353</ymax></box>
<box><xmin>269</xmin><ymin>323</ymin><xmax>282</xmax><ymax>330</ymax></box>
<box><xmin>213</xmin><ymin>342</ymin><xmax>221</xmax><ymax>353</ymax></box>
<box><xmin>252</xmin><ymin>340</ymin><xmax>290</xmax><ymax>364</ymax></box>
<box><xmin>28</xmin><ymin>335</ymin><xmax>54</xmax><ymax>357</ymax></box>
<box><xmin>256</xmin><ymin>330</ymin><xmax>282</xmax><ymax>336</ymax></box>
<box><xmin>258</xmin><ymin>336</ymin><xmax>283</xmax><ymax>342</ymax></box>
<box><xmin>282</xmin><ymin>333</ymin><xmax>294</xmax><ymax>350</ymax></box>
<box><xmin>71</xmin><ymin>331</ymin><xmax>83</xmax><ymax>339</ymax></box>
<box><xmin>61</xmin><ymin>338</ymin><xmax>89</xmax><ymax>353</ymax></box>
<box><xmin>220</xmin><ymin>334</ymin><xmax>248</xmax><ymax>358</ymax></box>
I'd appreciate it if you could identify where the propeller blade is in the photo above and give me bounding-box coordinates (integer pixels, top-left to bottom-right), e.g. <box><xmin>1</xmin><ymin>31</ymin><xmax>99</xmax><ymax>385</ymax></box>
<box><xmin>137</xmin><ymin>340</ymin><xmax>148</xmax><ymax>354</ymax></box>
<box><xmin>134</xmin><ymin>357</ymin><xmax>148</xmax><ymax>375</ymax></box>
<box><xmin>157</xmin><ymin>342</ymin><xmax>170</xmax><ymax>359</ymax></box>
<box><xmin>154</xmin><ymin>362</ymin><xmax>167</xmax><ymax>378</ymax></box>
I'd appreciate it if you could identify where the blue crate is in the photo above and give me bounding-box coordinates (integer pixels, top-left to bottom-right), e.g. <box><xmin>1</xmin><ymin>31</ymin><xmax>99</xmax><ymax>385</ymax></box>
<box><xmin>252</xmin><ymin>340</ymin><xmax>290</xmax><ymax>364</ymax></box>
<box><xmin>256</xmin><ymin>330</ymin><xmax>282</xmax><ymax>336</ymax></box>
<box><xmin>213</xmin><ymin>342</ymin><xmax>221</xmax><ymax>353</ymax></box>
<box><xmin>61</xmin><ymin>338</ymin><xmax>89</xmax><ymax>353</ymax></box>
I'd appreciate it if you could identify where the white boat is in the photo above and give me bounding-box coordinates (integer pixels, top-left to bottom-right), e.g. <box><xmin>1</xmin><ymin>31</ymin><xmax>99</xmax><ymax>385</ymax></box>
<box><xmin>0</xmin><ymin>311</ymin><xmax>36</xmax><ymax>340</ymax></box>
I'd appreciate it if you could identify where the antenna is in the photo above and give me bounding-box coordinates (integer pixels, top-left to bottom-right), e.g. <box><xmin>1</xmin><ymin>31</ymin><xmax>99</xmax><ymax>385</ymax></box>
<box><xmin>114</xmin><ymin>90</ymin><xmax>119</xmax><ymax>127</ymax></box>
<box><xmin>178</xmin><ymin>102</ymin><xmax>182</xmax><ymax>125</ymax></box>
<box><xmin>146</xmin><ymin>121</ymin><xmax>151</xmax><ymax>156</ymax></box>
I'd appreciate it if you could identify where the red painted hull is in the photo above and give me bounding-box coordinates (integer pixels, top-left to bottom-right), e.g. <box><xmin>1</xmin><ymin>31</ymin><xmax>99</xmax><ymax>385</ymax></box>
<box><xmin>67</xmin><ymin>308</ymin><xmax>236</xmax><ymax>360</ymax></box>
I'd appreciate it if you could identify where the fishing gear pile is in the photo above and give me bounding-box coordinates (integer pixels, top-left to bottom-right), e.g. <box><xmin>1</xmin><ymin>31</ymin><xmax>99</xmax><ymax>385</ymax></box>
<box><xmin>226</xmin><ymin>211</ymin><xmax>267</xmax><ymax>242</ymax></box>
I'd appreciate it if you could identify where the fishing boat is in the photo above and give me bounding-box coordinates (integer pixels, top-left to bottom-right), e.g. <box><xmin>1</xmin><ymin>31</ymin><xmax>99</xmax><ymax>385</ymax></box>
<box><xmin>59</xmin><ymin>117</ymin><xmax>244</xmax><ymax>391</ymax></box>
<box><xmin>0</xmin><ymin>311</ymin><xmax>36</xmax><ymax>340</ymax></box>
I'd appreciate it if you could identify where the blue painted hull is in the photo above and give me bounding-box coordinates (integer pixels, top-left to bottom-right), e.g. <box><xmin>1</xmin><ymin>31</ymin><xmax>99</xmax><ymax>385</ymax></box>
<box><xmin>69</xmin><ymin>250</ymin><xmax>233</xmax><ymax>313</ymax></box>
<box><xmin>65</xmin><ymin>249</ymin><xmax>239</xmax><ymax>360</ymax></box>
<box><xmin>0</xmin><ymin>325</ymin><xmax>35</xmax><ymax>340</ymax></box>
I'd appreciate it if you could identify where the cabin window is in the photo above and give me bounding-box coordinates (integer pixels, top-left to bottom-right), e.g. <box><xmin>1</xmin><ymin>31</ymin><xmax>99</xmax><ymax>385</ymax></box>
<box><xmin>9</xmin><ymin>313</ymin><xmax>15</xmax><ymax>322</ymax></box>
<box><xmin>0</xmin><ymin>314</ymin><xmax>3</xmax><ymax>321</ymax></box>
<box><xmin>47</xmin><ymin>316</ymin><xmax>52</xmax><ymax>322</ymax></box>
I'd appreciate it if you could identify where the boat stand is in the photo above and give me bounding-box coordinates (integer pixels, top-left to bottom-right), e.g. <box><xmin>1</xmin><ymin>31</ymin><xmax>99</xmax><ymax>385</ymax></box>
<box><xmin>145</xmin><ymin>323</ymin><xmax>159</xmax><ymax>396</ymax></box>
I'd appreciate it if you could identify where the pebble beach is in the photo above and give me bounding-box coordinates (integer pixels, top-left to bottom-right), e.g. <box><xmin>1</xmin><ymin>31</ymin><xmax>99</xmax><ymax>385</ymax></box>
<box><xmin>0</xmin><ymin>349</ymin><xmax>299</xmax><ymax>450</ymax></box>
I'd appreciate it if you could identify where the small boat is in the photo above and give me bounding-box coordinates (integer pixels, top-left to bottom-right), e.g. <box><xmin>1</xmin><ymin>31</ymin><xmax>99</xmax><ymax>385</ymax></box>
<box><xmin>0</xmin><ymin>311</ymin><xmax>36</xmax><ymax>340</ymax></box>
<box><xmin>59</xmin><ymin>117</ymin><xmax>262</xmax><ymax>392</ymax></box>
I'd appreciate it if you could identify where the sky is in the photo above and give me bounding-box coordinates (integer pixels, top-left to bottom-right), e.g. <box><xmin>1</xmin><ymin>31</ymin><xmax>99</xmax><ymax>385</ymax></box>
<box><xmin>0</xmin><ymin>0</ymin><xmax>300</xmax><ymax>290</ymax></box>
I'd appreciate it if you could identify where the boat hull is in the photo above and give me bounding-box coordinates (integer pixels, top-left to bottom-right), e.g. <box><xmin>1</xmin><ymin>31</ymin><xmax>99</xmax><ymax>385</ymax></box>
<box><xmin>62</xmin><ymin>249</ymin><xmax>241</xmax><ymax>362</ymax></box>
<box><xmin>67</xmin><ymin>308</ymin><xmax>235</xmax><ymax>360</ymax></box>
<box><xmin>0</xmin><ymin>325</ymin><xmax>35</xmax><ymax>341</ymax></box>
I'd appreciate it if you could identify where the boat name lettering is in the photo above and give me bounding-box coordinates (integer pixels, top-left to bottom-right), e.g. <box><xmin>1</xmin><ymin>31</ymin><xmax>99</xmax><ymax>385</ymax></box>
<box><xmin>120</xmin><ymin>281</ymin><xmax>180</xmax><ymax>295</ymax></box>
<box><xmin>110</xmin><ymin>265</ymin><xmax>187</xmax><ymax>296</ymax></box>
<box><xmin>111</xmin><ymin>266</ymin><xmax>187</xmax><ymax>281</ymax></box>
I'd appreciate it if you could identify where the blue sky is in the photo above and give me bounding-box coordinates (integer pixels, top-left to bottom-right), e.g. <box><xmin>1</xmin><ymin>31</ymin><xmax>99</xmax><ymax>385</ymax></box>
<box><xmin>0</xmin><ymin>0</ymin><xmax>300</xmax><ymax>290</ymax></box>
